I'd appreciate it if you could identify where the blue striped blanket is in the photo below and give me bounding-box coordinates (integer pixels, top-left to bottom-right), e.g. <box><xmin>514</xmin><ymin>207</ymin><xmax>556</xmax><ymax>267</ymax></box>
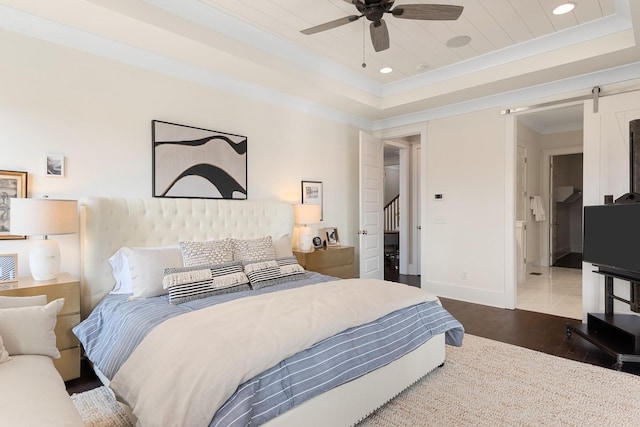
<box><xmin>74</xmin><ymin>273</ymin><xmax>463</xmax><ymax>426</ymax></box>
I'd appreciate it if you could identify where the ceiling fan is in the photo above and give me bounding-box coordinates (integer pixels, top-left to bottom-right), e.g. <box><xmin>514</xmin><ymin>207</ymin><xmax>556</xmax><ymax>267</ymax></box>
<box><xmin>301</xmin><ymin>1</ymin><xmax>463</xmax><ymax>52</ymax></box>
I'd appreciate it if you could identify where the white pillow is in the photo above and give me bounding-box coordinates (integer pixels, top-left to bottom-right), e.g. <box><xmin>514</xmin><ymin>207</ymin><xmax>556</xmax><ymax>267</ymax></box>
<box><xmin>0</xmin><ymin>298</ymin><xmax>64</xmax><ymax>358</ymax></box>
<box><xmin>0</xmin><ymin>295</ymin><xmax>47</xmax><ymax>308</ymax></box>
<box><xmin>108</xmin><ymin>245</ymin><xmax>182</xmax><ymax>297</ymax></box>
<box><xmin>0</xmin><ymin>335</ymin><xmax>10</xmax><ymax>363</ymax></box>
<box><xmin>272</xmin><ymin>234</ymin><xmax>294</xmax><ymax>259</ymax></box>
<box><xmin>108</xmin><ymin>249</ymin><xmax>132</xmax><ymax>294</ymax></box>
<box><xmin>123</xmin><ymin>246</ymin><xmax>183</xmax><ymax>300</ymax></box>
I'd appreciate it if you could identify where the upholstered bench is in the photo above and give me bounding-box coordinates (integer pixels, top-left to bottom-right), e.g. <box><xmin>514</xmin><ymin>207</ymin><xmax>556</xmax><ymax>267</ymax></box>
<box><xmin>0</xmin><ymin>295</ymin><xmax>83</xmax><ymax>426</ymax></box>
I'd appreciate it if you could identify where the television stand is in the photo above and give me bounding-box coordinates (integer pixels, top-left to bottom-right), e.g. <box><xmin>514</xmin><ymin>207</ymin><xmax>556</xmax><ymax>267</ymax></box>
<box><xmin>566</xmin><ymin>270</ymin><xmax>640</xmax><ymax>370</ymax></box>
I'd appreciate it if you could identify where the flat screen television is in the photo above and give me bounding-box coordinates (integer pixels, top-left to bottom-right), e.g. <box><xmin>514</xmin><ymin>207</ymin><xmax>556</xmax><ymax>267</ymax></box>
<box><xmin>583</xmin><ymin>203</ymin><xmax>640</xmax><ymax>281</ymax></box>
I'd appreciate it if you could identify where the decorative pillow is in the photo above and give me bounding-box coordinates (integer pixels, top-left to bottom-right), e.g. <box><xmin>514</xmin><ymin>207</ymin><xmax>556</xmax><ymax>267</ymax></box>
<box><xmin>232</xmin><ymin>236</ymin><xmax>276</xmax><ymax>263</ymax></box>
<box><xmin>0</xmin><ymin>335</ymin><xmax>10</xmax><ymax>363</ymax></box>
<box><xmin>118</xmin><ymin>246</ymin><xmax>183</xmax><ymax>300</ymax></box>
<box><xmin>180</xmin><ymin>240</ymin><xmax>233</xmax><ymax>268</ymax></box>
<box><xmin>244</xmin><ymin>257</ymin><xmax>305</xmax><ymax>290</ymax></box>
<box><xmin>109</xmin><ymin>245</ymin><xmax>181</xmax><ymax>295</ymax></box>
<box><xmin>162</xmin><ymin>262</ymin><xmax>250</xmax><ymax>304</ymax></box>
<box><xmin>0</xmin><ymin>295</ymin><xmax>47</xmax><ymax>308</ymax></box>
<box><xmin>272</xmin><ymin>234</ymin><xmax>294</xmax><ymax>259</ymax></box>
<box><xmin>0</xmin><ymin>298</ymin><xmax>64</xmax><ymax>358</ymax></box>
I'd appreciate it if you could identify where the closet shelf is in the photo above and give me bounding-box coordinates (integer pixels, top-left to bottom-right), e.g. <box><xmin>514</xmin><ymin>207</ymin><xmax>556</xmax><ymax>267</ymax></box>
<box><xmin>555</xmin><ymin>186</ymin><xmax>582</xmax><ymax>203</ymax></box>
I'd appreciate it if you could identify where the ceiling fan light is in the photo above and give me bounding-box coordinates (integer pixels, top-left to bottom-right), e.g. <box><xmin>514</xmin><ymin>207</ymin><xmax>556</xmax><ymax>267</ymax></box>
<box><xmin>552</xmin><ymin>2</ymin><xmax>576</xmax><ymax>15</ymax></box>
<box><xmin>380</xmin><ymin>67</ymin><xmax>393</xmax><ymax>74</ymax></box>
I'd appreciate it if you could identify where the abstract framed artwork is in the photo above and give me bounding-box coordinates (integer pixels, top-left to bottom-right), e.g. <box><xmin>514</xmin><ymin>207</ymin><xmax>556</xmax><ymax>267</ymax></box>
<box><xmin>152</xmin><ymin>120</ymin><xmax>247</xmax><ymax>199</ymax></box>
<box><xmin>0</xmin><ymin>170</ymin><xmax>27</xmax><ymax>240</ymax></box>
<box><xmin>301</xmin><ymin>180</ymin><xmax>323</xmax><ymax>221</ymax></box>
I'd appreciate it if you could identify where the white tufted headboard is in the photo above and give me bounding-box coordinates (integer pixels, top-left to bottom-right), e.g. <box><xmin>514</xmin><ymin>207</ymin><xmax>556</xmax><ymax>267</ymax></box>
<box><xmin>79</xmin><ymin>197</ymin><xmax>293</xmax><ymax>317</ymax></box>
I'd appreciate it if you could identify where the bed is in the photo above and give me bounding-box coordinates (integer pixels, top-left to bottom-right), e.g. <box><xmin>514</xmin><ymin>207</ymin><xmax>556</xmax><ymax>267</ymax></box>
<box><xmin>75</xmin><ymin>197</ymin><xmax>464</xmax><ymax>426</ymax></box>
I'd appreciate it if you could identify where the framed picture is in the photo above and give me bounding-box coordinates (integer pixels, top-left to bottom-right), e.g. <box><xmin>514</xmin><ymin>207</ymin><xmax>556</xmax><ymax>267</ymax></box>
<box><xmin>0</xmin><ymin>253</ymin><xmax>18</xmax><ymax>283</ymax></box>
<box><xmin>301</xmin><ymin>180</ymin><xmax>323</xmax><ymax>221</ymax></box>
<box><xmin>152</xmin><ymin>120</ymin><xmax>247</xmax><ymax>199</ymax></box>
<box><xmin>323</xmin><ymin>227</ymin><xmax>340</xmax><ymax>247</ymax></box>
<box><xmin>0</xmin><ymin>170</ymin><xmax>27</xmax><ymax>240</ymax></box>
<box><xmin>46</xmin><ymin>154</ymin><xmax>65</xmax><ymax>177</ymax></box>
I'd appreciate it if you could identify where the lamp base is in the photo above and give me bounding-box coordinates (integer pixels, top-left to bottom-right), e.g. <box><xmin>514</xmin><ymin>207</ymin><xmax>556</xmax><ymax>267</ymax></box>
<box><xmin>298</xmin><ymin>226</ymin><xmax>314</xmax><ymax>252</ymax></box>
<box><xmin>30</xmin><ymin>239</ymin><xmax>60</xmax><ymax>281</ymax></box>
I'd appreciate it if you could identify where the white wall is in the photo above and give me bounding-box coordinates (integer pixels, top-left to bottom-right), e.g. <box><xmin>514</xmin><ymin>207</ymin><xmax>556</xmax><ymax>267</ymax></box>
<box><xmin>423</xmin><ymin>108</ymin><xmax>509</xmax><ymax>307</ymax></box>
<box><xmin>0</xmin><ymin>31</ymin><xmax>360</xmax><ymax>279</ymax></box>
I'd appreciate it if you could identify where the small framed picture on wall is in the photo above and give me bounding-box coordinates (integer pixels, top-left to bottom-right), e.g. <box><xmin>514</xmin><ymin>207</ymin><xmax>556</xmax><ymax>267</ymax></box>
<box><xmin>46</xmin><ymin>154</ymin><xmax>65</xmax><ymax>177</ymax></box>
<box><xmin>301</xmin><ymin>180</ymin><xmax>323</xmax><ymax>221</ymax></box>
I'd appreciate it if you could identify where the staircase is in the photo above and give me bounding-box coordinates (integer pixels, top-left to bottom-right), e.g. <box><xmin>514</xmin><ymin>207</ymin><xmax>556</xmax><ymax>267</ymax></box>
<box><xmin>384</xmin><ymin>195</ymin><xmax>399</xmax><ymax>231</ymax></box>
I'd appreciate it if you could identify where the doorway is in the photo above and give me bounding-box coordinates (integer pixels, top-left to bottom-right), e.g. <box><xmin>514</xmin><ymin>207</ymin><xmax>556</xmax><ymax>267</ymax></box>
<box><xmin>514</xmin><ymin>105</ymin><xmax>584</xmax><ymax>319</ymax></box>
<box><xmin>383</xmin><ymin>145</ymin><xmax>401</xmax><ymax>277</ymax></box>
<box><xmin>360</xmin><ymin>124</ymin><xmax>426</xmax><ymax>282</ymax></box>
<box><xmin>550</xmin><ymin>153</ymin><xmax>583</xmax><ymax>269</ymax></box>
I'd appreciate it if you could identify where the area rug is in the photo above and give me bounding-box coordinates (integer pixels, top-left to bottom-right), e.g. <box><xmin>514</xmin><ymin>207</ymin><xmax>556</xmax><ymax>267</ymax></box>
<box><xmin>72</xmin><ymin>334</ymin><xmax>640</xmax><ymax>426</ymax></box>
<box><xmin>71</xmin><ymin>386</ymin><xmax>132</xmax><ymax>427</ymax></box>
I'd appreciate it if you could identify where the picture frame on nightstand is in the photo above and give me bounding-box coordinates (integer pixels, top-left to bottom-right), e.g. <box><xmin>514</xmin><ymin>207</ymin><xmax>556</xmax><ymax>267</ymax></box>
<box><xmin>0</xmin><ymin>253</ymin><xmax>18</xmax><ymax>283</ymax></box>
<box><xmin>323</xmin><ymin>227</ymin><xmax>340</xmax><ymax>247</ymax></box>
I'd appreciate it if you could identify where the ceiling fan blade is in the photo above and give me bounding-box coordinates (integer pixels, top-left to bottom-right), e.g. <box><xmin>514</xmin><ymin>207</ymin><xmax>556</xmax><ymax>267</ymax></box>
<box><xmin>370</xmin><ymin>19</ymin><xmax>390</xmax><ymax>52</ymax></box>
<box><xmin>301</xmin><ymin>15</ymin><xmax>361</xmax><ymax>35</ymax></box>
<box><xmin>391</xmin><ymin>4</ymin><xmax>463</xmax><ymax>20</ymax></box>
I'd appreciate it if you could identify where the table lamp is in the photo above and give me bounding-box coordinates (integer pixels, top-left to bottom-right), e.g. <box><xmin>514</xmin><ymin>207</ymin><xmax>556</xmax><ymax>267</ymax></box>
<box><xmin>10</xmin><ymin>198</ymin><xmax>78</xmax><ymax>281</ymax></box>
<box><xmin>293</xmin><ymin>204</ymin><xmax>321</xmax><ymax>252</ymax></box>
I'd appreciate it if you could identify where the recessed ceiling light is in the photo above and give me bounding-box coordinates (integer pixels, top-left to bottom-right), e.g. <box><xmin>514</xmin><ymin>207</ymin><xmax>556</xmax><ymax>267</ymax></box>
<box><xmin>380</xmin><ymin>67</ymin><xmax>393</xmax><ymax>74</ymax></box>
<box><xmin>553</xmin><ymin>2</ymin><xmax>576</xmax><ymax>15</ymax></box>
<box><xmin>446</xmin><ymin>35</ymin><xmax>471</xmax><ymax>48</ymax></box>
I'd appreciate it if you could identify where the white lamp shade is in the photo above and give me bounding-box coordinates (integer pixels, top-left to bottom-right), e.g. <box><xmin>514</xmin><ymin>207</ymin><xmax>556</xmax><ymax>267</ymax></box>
<box><xmin>9</xmin><ymin>198</ymin><xmax>77</xmax><ymax>281</ymax></box>
<box><xmin>293</xmin><ymin>204</ymin><xmax>321</xmax><ymax>225</ymax></box>
<box><xmin>9</xmin><ymin>198</ymin><xmax>78</xmax><ymax>236</ymax></box>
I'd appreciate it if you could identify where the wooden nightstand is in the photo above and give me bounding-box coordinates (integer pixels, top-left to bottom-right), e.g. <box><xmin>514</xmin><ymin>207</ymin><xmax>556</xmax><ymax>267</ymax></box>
<box><xmin>0</xmin><ymin>273</ymin><xmax>81</xmax><ymax>381</ymax></box>
<box><xmin>294</xmin><ymin>246</ymin><xmax>355</xmax><ymax>279</ymax></box>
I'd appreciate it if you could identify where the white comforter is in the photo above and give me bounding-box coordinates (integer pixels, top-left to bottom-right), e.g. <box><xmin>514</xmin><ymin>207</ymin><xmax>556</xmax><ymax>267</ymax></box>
<box><xmin>110</xmin><ymin>279</ymin><xmax>436</xmax><ymax>426</ymax></box>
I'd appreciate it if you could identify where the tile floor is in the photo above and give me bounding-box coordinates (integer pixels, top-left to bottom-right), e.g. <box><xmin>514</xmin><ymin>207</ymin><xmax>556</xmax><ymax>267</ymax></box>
<box><xmin>517</xmin><ymin>266</ymin><xmax>582</xmax><ymax>319</ymax></box>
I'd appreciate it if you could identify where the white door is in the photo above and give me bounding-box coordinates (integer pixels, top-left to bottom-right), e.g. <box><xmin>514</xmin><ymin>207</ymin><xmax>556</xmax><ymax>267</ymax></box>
<box><xmin>516</xmin><ymin>145</ymin><xmax>527</xmax><ymax>281</ymax></box>
<box><xmin>583</xmin><ymin>92</ymin><xmax>640</xmax><ymax>316</ymax></box>
<box><xmin>549</xmin><ymin>156</ymin><xmax>558</xmax><ymax>265</ymax></box>
<box><xmin>359</xmin><ymin>131</ymin><xmax>384</xmax><ymax>279</ymax></box>
<box><xmin>415</xmin><ymin>145</ymin><xmax>422</xmax><ymax>276</ymax></box>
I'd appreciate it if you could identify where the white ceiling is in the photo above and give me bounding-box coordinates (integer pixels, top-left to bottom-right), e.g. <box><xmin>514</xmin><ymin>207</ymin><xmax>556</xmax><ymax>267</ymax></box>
<box><xmin>206</xmin><ymin>0</ymin><xmax>617</xmax><ymax>83</ymax></box>
<box><xmin>1</xmin><ymin>0</ymin><xmax>639</xmax><ymax>126</ymax></box>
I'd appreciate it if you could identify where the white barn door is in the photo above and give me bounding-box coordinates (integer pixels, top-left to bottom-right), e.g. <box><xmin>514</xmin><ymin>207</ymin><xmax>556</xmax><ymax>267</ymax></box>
<box><xmin>359</xmin><ymin>131</ymin><xmax>384</xmax><ymax>279</ymax></box>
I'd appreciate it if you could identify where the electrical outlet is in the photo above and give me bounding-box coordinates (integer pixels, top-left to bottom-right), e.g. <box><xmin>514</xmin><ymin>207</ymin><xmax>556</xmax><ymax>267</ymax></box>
<box><xmin>461</xmin><ymin>271</ymin><xmax>468</xmax><ymax>280</ymax></box>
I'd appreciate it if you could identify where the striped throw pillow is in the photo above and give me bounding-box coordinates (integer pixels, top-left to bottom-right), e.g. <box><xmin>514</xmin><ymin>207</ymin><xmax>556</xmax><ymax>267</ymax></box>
<box><xmin>244</xmin><ymin>257</ymin><xmax>305</xmax><ymax>290</ymax></box>
<box><xmin>163</xmin><ymin>262</ymin><xmax>249</xmax><ymax>304</ymax></box>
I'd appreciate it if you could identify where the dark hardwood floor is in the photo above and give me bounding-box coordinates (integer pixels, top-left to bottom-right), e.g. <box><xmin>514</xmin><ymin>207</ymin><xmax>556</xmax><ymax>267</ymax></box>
<box><xmin>65</xmin><ymin>268</ymin><xmax>640</xmax><ymax>393</ymax></box>
<box><xmin>385</xmin><ymin>268</ymin><xmax>640</xmax><ymax>376</ymax></box>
